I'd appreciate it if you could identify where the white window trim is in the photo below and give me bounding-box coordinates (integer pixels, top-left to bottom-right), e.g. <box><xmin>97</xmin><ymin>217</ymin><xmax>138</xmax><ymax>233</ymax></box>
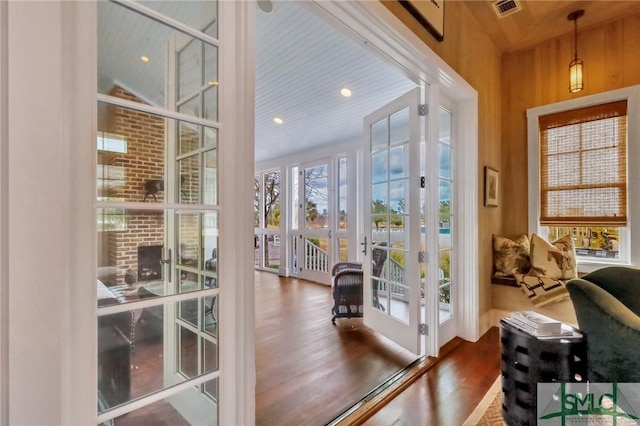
<box><xmin>526</xmin><ymin>85</ymin><xmax>640</xmax><ymax>273</ymax></box>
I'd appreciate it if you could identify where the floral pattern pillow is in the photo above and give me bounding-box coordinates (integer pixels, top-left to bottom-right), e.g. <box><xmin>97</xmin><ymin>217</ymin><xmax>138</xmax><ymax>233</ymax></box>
<box><xmin>493</xmin><ymin>234</ymin><xmax>531</xmax><ymax>277</ymax></box>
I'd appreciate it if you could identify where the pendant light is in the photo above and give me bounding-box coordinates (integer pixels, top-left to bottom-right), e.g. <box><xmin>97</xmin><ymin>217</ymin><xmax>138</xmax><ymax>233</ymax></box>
<box><xmin>568</xmin><ymin>10</ymin><xmax>584</xmax><ymax>93</ymax></box>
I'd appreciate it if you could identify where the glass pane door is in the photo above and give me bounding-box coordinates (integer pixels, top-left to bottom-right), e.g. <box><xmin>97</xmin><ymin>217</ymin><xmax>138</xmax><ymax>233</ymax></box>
<box><xmin>96</xmin><ymin>2</ymin><xmax>221</xmax><ymax>424</ymax></box>
<box><xmin>363</xmin><ymin>88</ymin><xmax>421</xmax><ymax>355</ymax></box>
<box><xmin>438</xmin><ymin>105</ymin><xmax>456</xmax><ymax>346</ymax></box>
<box><xmin>166</xmin><ymin>11</ymin><xmax>220</xmax><ymax>424</ymax></box>
<box><xmin>298</xmin><ymin>162</ymin><xmax>332</xmax><ymax>284</ymax></box>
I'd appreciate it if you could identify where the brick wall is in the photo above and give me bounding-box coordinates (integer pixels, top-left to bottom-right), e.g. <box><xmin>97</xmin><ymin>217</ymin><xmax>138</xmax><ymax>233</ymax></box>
<box><xmin>100</xmin><ymin>87</ymin><xmax>165</xmax><ymax>286</ymax></box>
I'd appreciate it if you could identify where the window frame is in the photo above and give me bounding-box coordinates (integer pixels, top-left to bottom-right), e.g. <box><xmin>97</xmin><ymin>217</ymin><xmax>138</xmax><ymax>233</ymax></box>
<box><xmin>527</xmin><ymin>85</ymin><xmax>640</xmax><ymax>273</ymax></box>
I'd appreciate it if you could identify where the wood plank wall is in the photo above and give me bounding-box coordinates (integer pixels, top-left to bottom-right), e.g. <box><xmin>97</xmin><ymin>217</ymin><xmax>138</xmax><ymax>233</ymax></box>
<box><xmin>501</xmin><ymin>11</ymin><xmax>640</xmax><ymax>236</ymax></box>
<box><xmin>382</xmin><ymin>1</ymin><xmax>502</xmax><ymax>331</ymax></box>
<box><xmin>494</xmin><ymin>12</ymin><xmax>640</xmax><ymax>321</ymax></box>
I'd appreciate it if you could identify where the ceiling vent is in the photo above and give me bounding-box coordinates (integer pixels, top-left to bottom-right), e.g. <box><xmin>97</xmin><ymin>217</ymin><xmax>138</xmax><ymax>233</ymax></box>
<box><xmin>492</xmin><ymin>0</ymin><xmax>521</xmax><ymax>18</ymax></box>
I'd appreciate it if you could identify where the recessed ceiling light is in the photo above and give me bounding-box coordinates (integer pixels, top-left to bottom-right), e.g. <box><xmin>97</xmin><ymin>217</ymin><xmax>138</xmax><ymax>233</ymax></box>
<box><xmin>340</xmin><ymin>88</ymin><xmax>352</xmax><ymax>97</ymax></box>
<box><xmin>257</xmin><ymin>0</ymin><xmax>275</xmax><ymax>14</ymax></box>
<box><xmin>273</xmin><ymin>117</ymin><xmax>283</xmax><ymax>124</ymax></box>
<box><xmin>141</xmin><ymin>56</ymin><xmax>150</xmax><ymax>63</ymax></box>
<box><xmin>208</xmin><ymin>80</ymin><xmax>219</xmax><ymax>86</ymax></box>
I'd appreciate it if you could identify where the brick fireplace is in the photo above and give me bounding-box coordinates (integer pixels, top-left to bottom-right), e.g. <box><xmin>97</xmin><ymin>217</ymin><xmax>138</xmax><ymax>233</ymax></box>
<box><xmin>137</xmin><ymin>245</ymin><xmax>163</xmax><ymax>282</ymax></box>
<box><xmin>98</xmin><ymin>86</ymin><xmax>165</xmax><ymax>286</ymax></box>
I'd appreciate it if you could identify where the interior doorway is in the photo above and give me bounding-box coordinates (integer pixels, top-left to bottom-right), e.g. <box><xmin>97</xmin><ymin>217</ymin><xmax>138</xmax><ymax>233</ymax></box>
<box><xmin>253</xmin><ymin>0</ymin><xmax>479</xmax><ymax>423</ymax></box>
<box><xmin>253</xmin><ymin>1</ymin><xmax>421</xmax><ymax>423</ymax></box>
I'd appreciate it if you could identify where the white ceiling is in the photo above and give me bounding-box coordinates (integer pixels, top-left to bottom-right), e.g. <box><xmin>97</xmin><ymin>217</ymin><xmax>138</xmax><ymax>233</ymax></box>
<box><xmin>98</xmin><ymin>1</ymin><xmax>416</xmax><ymax>163</ymax></box>
<box><xmin>254</xmin><ymin>1</ymin><xmax>416</xmax><ymax>162</ymax></box>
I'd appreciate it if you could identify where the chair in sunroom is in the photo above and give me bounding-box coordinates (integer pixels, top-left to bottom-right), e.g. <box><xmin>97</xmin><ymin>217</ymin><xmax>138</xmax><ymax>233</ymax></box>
<box><xmin>331</xmin><ymin>262</ymin><xmax>363</xmax><ymax>324</ymax></box>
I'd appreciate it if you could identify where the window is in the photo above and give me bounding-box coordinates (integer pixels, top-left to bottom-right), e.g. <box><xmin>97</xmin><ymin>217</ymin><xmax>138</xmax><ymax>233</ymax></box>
<box><xmin>539</xmin><ymin>101</ymin><xmax>627</xmax><ymax>226</ymax></box>
<box><xmin>254</xmin><ymin>169</ymin><xmax>281</xmax><ymax>271</ymax></box>
<box><xmin>527</xmin><ymin>86</ymin><xmax>640</xmax><ymax>270</ymax></box>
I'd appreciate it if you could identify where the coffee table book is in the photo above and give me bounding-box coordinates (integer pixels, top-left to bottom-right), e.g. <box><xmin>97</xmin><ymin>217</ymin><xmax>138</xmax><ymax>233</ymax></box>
<box><xmin>511</xmin><ymin>310</ymin><xmax>562</xmax><ymax>335</ymax></box>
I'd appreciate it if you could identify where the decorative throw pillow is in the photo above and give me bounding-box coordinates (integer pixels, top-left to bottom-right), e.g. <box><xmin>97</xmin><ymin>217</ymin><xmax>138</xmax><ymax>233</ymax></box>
<box><xmin>493</xmin><ymin>234</ymin><xmax>531</xmax><ymax>277</ymax></box>
<box><xmin>513</xmin><ymin>273</ymin><xmax>570</xmax><ymax>307</ymax></box>
<box><xmin>530</xmin><ymin>234</ymin><xmax>578</xmax><ymax>280</ymax></box>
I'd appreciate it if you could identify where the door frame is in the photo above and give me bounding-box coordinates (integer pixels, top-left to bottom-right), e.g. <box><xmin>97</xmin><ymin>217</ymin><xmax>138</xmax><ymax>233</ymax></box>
<box><xmin>310</xmin><ymin>1</ymin><xmax>480</xmax><ymax>349</ymax></box>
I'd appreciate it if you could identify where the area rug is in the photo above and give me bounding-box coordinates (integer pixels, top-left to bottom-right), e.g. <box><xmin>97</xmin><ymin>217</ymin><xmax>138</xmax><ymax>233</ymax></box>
<box><xmin>462</xmin><ymin>376</ymin><xmax>507</xmax><ymax>426</ymax></box>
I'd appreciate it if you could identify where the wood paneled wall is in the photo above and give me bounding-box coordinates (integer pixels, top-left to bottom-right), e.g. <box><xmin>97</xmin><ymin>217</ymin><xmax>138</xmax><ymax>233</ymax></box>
<box><xmin>382</xmin><ymin>1</ymin><xmax>502</xmax><ymax>332</ymax></box>
<box><xmin>501</xmin><ymin>11</ymin><xmax>640</xmax><ymax>236</ymax></box>
<box><xmin>496</xmin><ymin>12</ymin><xmax>640</xmax><ymax>318</ymax></box>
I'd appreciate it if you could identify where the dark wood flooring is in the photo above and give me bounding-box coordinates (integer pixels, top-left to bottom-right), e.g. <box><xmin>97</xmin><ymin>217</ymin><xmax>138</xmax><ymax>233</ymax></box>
<box><xmin>108</xmin><ymin>271</ymin><xmax>502</xmax><ymax>426</ymax></box>
<box><xmin>255</xmin><ymin>272</ymin><xmax>419</xmax><ymax>426</ymax></box>
<box><xmin>361</xmin><ymin>326</ymin><xmax>501</xmax><ymax>426</ymax></box>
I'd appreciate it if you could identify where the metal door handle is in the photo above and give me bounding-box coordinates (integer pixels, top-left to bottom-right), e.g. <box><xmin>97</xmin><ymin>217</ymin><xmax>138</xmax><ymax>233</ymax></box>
<box><xmin>361</xmin><ymin>236</ymin><xmax>367</xmax><ymax>254</ymax></box>
<box><xmin>160</xmin><ymin>248</ymin><xmax>172</xmax><ymax>282</ymax></box>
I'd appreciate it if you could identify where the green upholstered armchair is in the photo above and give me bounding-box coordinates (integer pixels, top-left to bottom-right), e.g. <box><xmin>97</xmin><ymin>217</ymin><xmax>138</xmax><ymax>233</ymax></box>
<box><xmin>566</xmin><ymin>266</ymin><xmax>640</xmax><ymax>382</ymax></box>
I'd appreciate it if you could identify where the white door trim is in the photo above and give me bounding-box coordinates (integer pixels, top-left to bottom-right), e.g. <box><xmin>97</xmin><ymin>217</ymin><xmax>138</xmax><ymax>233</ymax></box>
<box><xmin>218</xmin><ymin>2</ymin><xmax>256</xmax><ymax>425</ymax></box>
<box><xmin>311</xmin><ymin>1</ymin><xmax>479</xmax><ymax>345</ymax></box>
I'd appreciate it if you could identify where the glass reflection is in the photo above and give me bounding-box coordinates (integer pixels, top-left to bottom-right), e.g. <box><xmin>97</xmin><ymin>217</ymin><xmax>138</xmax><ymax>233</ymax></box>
<box><xmin>179</xmin><ymin>39</ymin><xmax>202</xmax><ymax>99</ymax></box>
<box><xmin>371</xmin><ymin>151</ymin><xmax>387</xmax><ymax>184</ymax></box>
<box><xmin>98</xmin><ymin>296</ymin><xmax>219</xmax><ymax>415</ymax></box>
<box><xmin>97</xmin><ymin>103</ymin><xmax>218</xmax><ymax>205</ymax></box>
<box><xmin>103</xmin><ymin>381</ymin><xmax>218</xmax><ymax>425</ymax></box>
<box><xmin>439</xmin><ymin>144</ymin><xmax>451</xmax><ymax>179</ymax></box>
<box><xmin>99</xmin><ymin>1</ymin><xmax>218</xmax><ymax>112</ymax></box>
<box><xmin>371</xmin><ymin>183</ymin><xmax>388</xmax><ymax>214</ymax></box>
<box><xmin>389</xmin><ymin>180</ymin><xmax>407</xmax><ymax>213</ymax></box>
<box><xmin>97</xmin><ymin>210</ymin><xmax>166</xmax><ymax>294</ymax></box>
<box><xmin>96</xmin><ymin>211</ymin><xmax>219</xmax><ymax>307</ymax></box>
<box><xmin>178</xmin><ymin>213</ymin><xmax>201</xmax><ymax>268</ymax></box>
<box><xmin>389</xmin><ymin>146</ymin><xmax>406</xmax><ymax>180</ymax></box>
<box><xmin>138</xmin><ymin>1</ymin><xmax>218</xmax><ymax>37</ymax></box>
<box><xmin>179</xmin><ymin>121</ymin><xmax>200</xmax><ymax>155</ymax></box>
<box><xmin>389</xmin><ymin>107</ymin><xmax>409</xmax><ymax>145</ymax></box>
<box><xmin>98</xmin><ymin>1</ymin><xmax>220</xmax><ymax>424</ymax></box>
<box><xmin>338</xmin><ymin>157</ymin><xmax>348</xmax><ymax>230</ymax></box>
<box><xmin>371</xmin><ymin>118</ymin><xmax>388</xmax><ymax>151</ymax></box>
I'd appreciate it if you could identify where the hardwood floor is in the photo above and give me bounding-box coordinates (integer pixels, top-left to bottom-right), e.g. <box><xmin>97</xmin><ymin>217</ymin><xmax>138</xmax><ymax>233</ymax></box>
<box><xmin>254</xmin><ymin>272</ymin><xmax>502</xmax><ymax>426</ymax></box>
<box><xmin>109</xmin><ymin>271</ymin><xmax>502</xmax><ymax>426</ymax></box>
<box><xmin>255</xmin><ymin>271</ymin><xmax>419</xmax><ymax>426</ymax></box>
<box><xmin>359</xmin><ymin>327</ymin><xmax>501</xmax><ymax>426</ymax></box>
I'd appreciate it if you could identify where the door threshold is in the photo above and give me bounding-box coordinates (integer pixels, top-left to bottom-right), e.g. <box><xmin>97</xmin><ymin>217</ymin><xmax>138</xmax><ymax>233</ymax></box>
<box><xmin>327</xmin><ymin>337</ymin><xmax>464</xmax><ymax>425</ymax></box>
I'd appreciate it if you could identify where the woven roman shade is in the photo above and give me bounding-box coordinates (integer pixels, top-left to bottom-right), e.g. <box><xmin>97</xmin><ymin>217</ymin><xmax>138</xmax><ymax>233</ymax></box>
<box><xmin>539</xmin><ymin>100</ymin><xmax>627</xmax><ymax>226</ymax></box>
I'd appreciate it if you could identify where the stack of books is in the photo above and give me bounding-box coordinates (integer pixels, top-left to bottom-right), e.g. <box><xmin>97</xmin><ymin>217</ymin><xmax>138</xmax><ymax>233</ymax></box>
<box><xmin>503</xmin><ymin>311</ymin><xmax>580</xmax><ymax>338</ymax></box>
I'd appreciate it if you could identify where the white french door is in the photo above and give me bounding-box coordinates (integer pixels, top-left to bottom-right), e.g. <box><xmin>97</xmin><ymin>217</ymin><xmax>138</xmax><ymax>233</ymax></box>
<box><xmin>362</xmin><ymin>88</ymin><xmax>422</xmax><ymax>355</ymax></box>
<box><xmin>436</xmin><ymin>102</ymin><xmax>457</xmax><ymax>347</ymax></box>
<box><xmin>95</xmin><ymin>1</ymin><xmax>232</xmax><ymax>424</ymax></box>
<box><xmin>297</xmin><ymin>160</ymin><xmax>333</xmax><ymax>284</ymax></box>
<box><xmin>164</xmin><ymin>14</ymin><xmax>220</xmax><ymax>422</ymax></box>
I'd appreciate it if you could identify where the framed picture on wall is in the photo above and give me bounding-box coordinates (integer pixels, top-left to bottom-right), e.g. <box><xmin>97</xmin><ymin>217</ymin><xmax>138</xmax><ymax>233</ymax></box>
<box><xmin>484</xmin><ymin>167</ymin><xmax>499</xmax><ymax>207</ymax></box>
<box><xmin>399</xmin><ymin>0</ymin><xmax>445</xmax><ymax>42</ymax></box>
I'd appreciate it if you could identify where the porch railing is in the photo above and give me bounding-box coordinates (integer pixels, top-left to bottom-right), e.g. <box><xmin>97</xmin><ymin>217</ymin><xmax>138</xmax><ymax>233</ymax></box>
<box><xmin>377</xmin><ymin>258</ymin><xmax>407</xmax><ymax>301</ymax></box>
<box><xmin>304</xmin><ymin>239</ymin><xmax>329</xmax><ymax>273</ymax></box>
